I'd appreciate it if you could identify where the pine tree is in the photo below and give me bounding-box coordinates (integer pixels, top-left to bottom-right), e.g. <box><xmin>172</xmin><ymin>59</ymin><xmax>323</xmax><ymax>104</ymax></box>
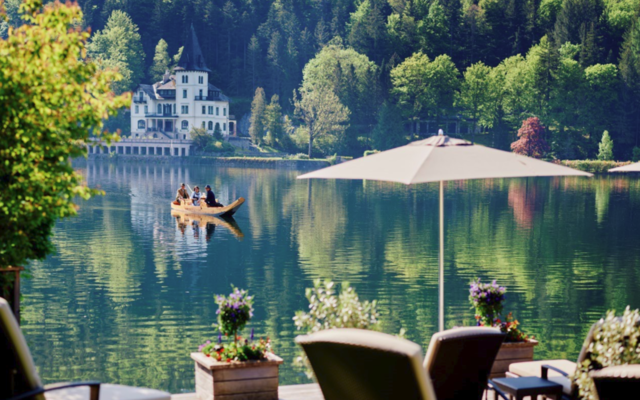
<box><xmin>249</xmin><ymin>87</ymin><xmax>266</xmax><ymax>145</ymax></box>
<box><xmin>264</xmin><ymin>95</ymin><xmax>284</xmax><ymax>147</ymax></box>
<box><xmin>372</xmin><ymin>102</ymin><xmax>407</xmax><ymax>150</ymax></box>
<box><xmin>597</xmin><ymin>130</ymin><xmax>614</xmax><ymax>160</ymax></box>
<box><xmin>171</xmin><ymin>46</ymin><xmax>184</xmax><ymax>70</ymax></box>
<box><xmin>150</xmin><ymin>39</ymin><xmax>170</xmax><ymax>82</ymax></box>
<box><xmin>87</xmin><ymin>10</ymin><xmax>145</xmax><ymax>94</ymax></box>
<box><xmin>247</xmin><ymin>35</ymin><xmax>261</xmax><ymax>92</ymax></box>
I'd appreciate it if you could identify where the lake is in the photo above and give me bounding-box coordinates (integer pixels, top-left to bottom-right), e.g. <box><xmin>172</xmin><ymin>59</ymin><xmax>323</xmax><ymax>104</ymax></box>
<box><xmin>21</xmin><ymin>159</ymin><xmax>640</xmax><ymax>393</ymax></box>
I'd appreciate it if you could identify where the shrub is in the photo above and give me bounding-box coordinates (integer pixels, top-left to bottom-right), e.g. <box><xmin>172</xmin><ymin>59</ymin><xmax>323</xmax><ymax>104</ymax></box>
<box><xmin>191</xmin><ymin>127</ymin><xmax>212</xmax><ymax>151</ymax></box>
<box><xmin>597</xmin><ymin>131</ymin><xmax>614</xmax><ymax>161</ymax></box>
<box><xmin>574</xmin><ymin>307</ymin><xmax>640</xmax><ymax>400</ymax></box>
<box><xmin>558</xmin><ymin>160</ymin><xmax>631</xmax><ymax>173</ymax></box>
<box><xmin>364</xmin><ymin>150</ymin><xmax>380</xmax><ymax>157</ymax></box>
<box><xmin>198</xmin><ymin>287</ymin><xmax>272</xmax><ymax>362</ymax></box>
<box><xmin>632</xmin><ymin>147</ymin><xmax>640</xmax><ymax>162</ymax></box>
<box><xmin>293</xmin><ymin>153</ymin><xmax>309</xmax><ymax>160</ymax></box>
<box><xmin>469</xmin><ymin>279</ymin><xmax>531</xmax><ymax>342</ymax></box>
<box><xmin>293</xmin><ymin>280</ymin><xmax>380</xmax><ymax>333</ymax></box>
<box><xmin>205</xmin><ymin>140</ymin><xmax>235</xmax><ymax>153</ymax></box>
<box><xmin>215</xmin><ymin>287</ymin><xmax>253</xmax><ymax>340</ymax></box>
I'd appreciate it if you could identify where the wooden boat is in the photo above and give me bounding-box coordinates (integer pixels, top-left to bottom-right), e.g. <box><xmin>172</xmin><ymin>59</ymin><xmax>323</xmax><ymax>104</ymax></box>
<box><xmin>170</xmin><ymin>197</ymin><xmax>245</xmax><ymax>217</ymax></box>
<box><xmin>170</xmin><ymin>211</ymin><xmax>244</xmax><ymax>239</ymax></box>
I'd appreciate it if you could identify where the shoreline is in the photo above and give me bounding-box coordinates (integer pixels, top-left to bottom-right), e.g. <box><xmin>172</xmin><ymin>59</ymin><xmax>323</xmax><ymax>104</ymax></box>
<box><xmin>80</xmin><ymin>153</ymin><xmax>332</xmax><ymax>171</ymax></box>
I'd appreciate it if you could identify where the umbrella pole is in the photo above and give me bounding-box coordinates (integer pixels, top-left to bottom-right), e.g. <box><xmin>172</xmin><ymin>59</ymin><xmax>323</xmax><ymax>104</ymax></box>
<box><xmin>439</xmin><ymin>180</ymin><xmax>444</xmax><ymax>332</ymax></box>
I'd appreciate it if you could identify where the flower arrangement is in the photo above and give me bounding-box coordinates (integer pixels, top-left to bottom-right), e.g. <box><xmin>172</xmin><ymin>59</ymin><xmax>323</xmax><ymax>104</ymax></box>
<box><xmin>198</xmin><ymin>287</ymin><xmax>272</xmax><ymax>362</ymax></box>
<box><xmin>574</xmin><ymin>307</ymin><xmax>640</xmax><ymax>400</ymax></box>
<box><xmin>469</xmin><ymin>279</ymin><xmax>532</xmax><ymax>343</ymax></box>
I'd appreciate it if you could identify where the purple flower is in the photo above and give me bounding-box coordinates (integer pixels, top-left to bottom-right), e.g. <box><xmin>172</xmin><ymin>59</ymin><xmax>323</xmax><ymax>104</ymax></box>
<box><xmin>250</xmin><ymin>328</ymin><xmax>254</xmax><ymax>341</ymax></box>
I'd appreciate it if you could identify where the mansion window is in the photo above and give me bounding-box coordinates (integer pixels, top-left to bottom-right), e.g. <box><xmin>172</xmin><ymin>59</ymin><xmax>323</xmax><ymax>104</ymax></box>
<box><xmin>215</xmin><ymin>122</ymin><xmax>220</xmax><ymax>132</ymax></box>
<box><xmin>157</xmin><ymin>104</ymin><xmax>162</xmax><ymax>114</ymax></box>
<box><xmin>216</xmin><ymin>107</ymin><xmax>219</xmax><ymax>116</ymax></box>
<box><xmin>144</xmin><ymin>105</ymin><xmax>148</xmax><ymax>114</ymax></box>
<box><xmin>223</xmin><ymin>123</ymin><xmax>226</xmax><ymax>131</ymax></box>
<box><xmin>138</xmin><ymin>120</ymin><xmax>145</xmax><ymax>129</ymax></box>
<box><xmin>182</xmin><ymin>121</ymin><xmax>189</xmax><ymax>130</ymax></box>
<box><xmin>208</xmin><ymin>106</ymin><xmax>213</xmax><ymax>115</ymax></box>
<box><xmin>208</xmin><ymin>121</ymin><xmax>213</xmax><ymax>130</ymax></box>
<box><xmin>223</xmin><ymin>108</ymin><xmax>227</xmax><ymax>116</ymax></box>
<box><xmin>173</xmin><ymin>104</ymin><xmax>176</xmax><ymax>114</ymax></box>
<box><xmin>135</xmin><ymin>105</ymin><xmax>139</xmax><ymax>114</ymax></box>
<box><xmin>183</xmin><ymin>90</ymin><xmax>187</xmax><ymax>99</ymax></box>
<box><xmin>202</xmin><ymin>106</ymin><xmax>206</xmax><ymax>114</ymax></box>
<box><xmin>198</xmin><ymin>76</ymin><xmax>204</xmax><ymax>84</ymax></box>
<box><xmin>181</xmin><ymin>75</ymin><xmax>188</xmax><ymax>84</ymax></box>
<box><xmin>181</xmin><ymin>105</ymin><xmax>189</xmax><ymax>114</ymax></box>
<box><xmin>202</xmin><ymin>121</ymin><xmax>205</xmax><ymax>129</ymax></box>
<box><xmin>199</xmin><ymin>89</ymin><xmax>203</xmax><ymax>97</ymax></box>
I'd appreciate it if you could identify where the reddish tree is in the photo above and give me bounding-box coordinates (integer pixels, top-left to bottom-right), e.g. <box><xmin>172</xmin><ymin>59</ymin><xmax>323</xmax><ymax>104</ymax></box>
<box><xmin>510</xmin><ymin>117</ymin><xmax>550</xmax><ymax>159</ymax></box>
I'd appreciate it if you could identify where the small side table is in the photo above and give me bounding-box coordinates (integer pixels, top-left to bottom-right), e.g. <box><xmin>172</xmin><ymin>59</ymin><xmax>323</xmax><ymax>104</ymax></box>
<box><xmin>491</xmin><ymin>376</ymin><xmax>563</xmax><ymax>400</ymax></box>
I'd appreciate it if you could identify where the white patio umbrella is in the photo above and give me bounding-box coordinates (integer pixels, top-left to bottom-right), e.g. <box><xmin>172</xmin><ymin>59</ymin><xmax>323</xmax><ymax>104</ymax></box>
<box><xmin>298</xmin><ymin>134</ymin><xmax>592</xmax><ymax>331</ymax></box>
<box><xmin>609</xmin><ymin>162</ymin><xmax>640</xmax><ymax>172</ymax></box>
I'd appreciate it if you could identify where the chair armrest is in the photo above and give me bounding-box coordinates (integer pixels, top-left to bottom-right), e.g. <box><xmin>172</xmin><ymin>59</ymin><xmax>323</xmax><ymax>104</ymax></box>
<box><xmin>8</xmin><ymin>381</ymin><xmax>101</xmax><ymax>400</ymax></box>
<box><xmin>542</xmin><ymin>364</ymin><xmax>570</xmax><ymax>379</ymax></box>
<box><xmin>487</xmin><ymin>380</ymin><xmax>511</xmax><ymax>400</ymax></box>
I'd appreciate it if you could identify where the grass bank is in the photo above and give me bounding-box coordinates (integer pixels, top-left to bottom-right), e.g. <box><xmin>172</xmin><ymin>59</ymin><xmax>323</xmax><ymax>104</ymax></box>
<box><xmin>558</xmin><ymin>160</ymin><xmax>634</xmax><ymax>174</ymax></box>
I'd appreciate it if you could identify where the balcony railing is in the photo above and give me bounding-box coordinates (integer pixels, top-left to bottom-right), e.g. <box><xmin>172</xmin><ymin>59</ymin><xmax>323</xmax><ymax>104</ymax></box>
<box><xmin>194</xmin><ymin>95</ymin><xmax>219</xmax><ymax>101</ymax></box>
<box><xmin>145</xmin><ymin>113</ymin><xmax>179</xmax><ymax>118</ymax></box>
<box><xmin>133</xmin><ymin>98</ymin><xmax>147</xmax><ymax>104</ymax></box>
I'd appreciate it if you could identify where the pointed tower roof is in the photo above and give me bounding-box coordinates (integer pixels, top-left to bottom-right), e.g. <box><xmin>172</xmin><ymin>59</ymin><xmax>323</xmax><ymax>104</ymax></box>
<box><xmin>175</xmin><ymin>24</ymin><xmax>211</xmax><ymax>73</ymax></box>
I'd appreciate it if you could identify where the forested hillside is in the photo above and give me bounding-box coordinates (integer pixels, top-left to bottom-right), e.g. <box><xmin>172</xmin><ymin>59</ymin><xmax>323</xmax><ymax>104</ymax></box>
<box><xmin>2</xmin><ymin>0</ymin><xmax>640</xmax><ymax>159</ymax></box>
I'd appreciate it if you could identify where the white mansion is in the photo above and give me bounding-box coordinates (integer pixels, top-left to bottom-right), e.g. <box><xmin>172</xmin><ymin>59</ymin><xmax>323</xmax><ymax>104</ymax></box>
<box><xmin>130</xmin><ymin>25</ymin><xmax>235</xmax><ymax>139</ymax></box>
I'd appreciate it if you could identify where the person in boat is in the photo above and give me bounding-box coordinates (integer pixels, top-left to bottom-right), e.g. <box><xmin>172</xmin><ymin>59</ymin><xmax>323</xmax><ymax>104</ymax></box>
<box><xmin>176</xmin><ymin>183</ymin><xmax>189</xmax><ymax>204</ymax></box>
<box><xmin>205</xmin><ymin>185</ymin><xmax>224</xmax><ymax>208</ymax></box>
<box><xmin>192</xmin><ymin>186</ymin><xmax>202</xmax><ymax>206</ymax></box>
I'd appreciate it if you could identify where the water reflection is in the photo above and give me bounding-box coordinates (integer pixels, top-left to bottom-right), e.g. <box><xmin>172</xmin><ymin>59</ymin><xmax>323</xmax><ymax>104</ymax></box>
<box><xmin>171</xmin><ymin>211</ymin><xmax>244</xmax><ymax>240</ymax></box>
<box><xmin>20</xmin><ymin>160</ymin><xmax>640</xmax><ymax>393</ymax></box>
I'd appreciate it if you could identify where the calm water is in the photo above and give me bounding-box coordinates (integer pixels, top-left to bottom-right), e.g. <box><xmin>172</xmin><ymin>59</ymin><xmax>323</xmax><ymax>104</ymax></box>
<box><xmin>21</xmin><ymin>160</ymin><xmax>640</xmax><ymax>393</ymax></box>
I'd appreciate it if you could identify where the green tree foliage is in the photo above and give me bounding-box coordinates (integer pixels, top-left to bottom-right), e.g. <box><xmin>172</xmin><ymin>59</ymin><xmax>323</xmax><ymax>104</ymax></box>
<box><xmin>149</xmin><ymin>38</ymin><xmax>170</xmax><ymax>82</ymax></box>
<box><xmin>63</xmin><ymin>0</ymin><xmax>640</xmax><ymax>159</ymax></box>
<box><xmin>87</xmin><ymin>10</ymin><xmax>144</xmax><ymax>94</ymax></box>
<box><xmin>190</xmin><ymin>128</ymin><xmax>212</xmax><ymax>151</ymax></box>
<box><xmin>264</xmin><ymin>95</ymin><xmax>284</xmax><ymax>147</ymax></box>
<box><xmin>456</xmin><ymin>61</ymin><xmax>494</xmax><ymax>138</ymax></box>
<box><xmin>301</xmin><ymin>38</ymin><xmax>379</xmax><ymax>151</ymax></box>
<box><xmin>301</xmin><ymin>38</ymin><xmax>379</xmax><ymax>126</ymax></box>
<box><xmin>171</xmin><ymin>46</ymin><xmax>183</xmax><ymax>70</ymax></box>
<box><xmin>553</xmin><ymin>0</ymin><xmax>604</xmax><ymax>66</ymax></box>
<box><xmin>602</xmin><ymin>0</ymin><xmax>640</xmax><ymax>35</ymax></box>
<box><xmin>598</xmin><ymin>130</ymin><xmax>614</xmax><ymax>160</ymax></box>
<box><xmin>0</xmin><ymin>0</ymin><xmax>129</xmax><ymax>268</ymax></box>
<box><xmin>250</xmin><ymin>87</ymin><xmax>267</xmax><ymax>145</ymax></box>
<box><xmin>619</xmin><ymin>19</ymin><xmax>640</xmax><ymax>158</ymax></box>
<box><xmin>293</xmin><ymin>86</ymin><xmax>351</xmax><ymax>157</ymax></box>
<box><xmin>391</xmin><ymin>52</ymin><xmax>459</xmax><ymax>128</ymax></box>
<box><xmin>371</xmin><ymin>101</ymin><xmax>407</xmax><ymax>150</ymax></box>
<box><xmin>346</xmin><ymin>0</ymin><xmax>387</xmax><ymax>63</ymax></box>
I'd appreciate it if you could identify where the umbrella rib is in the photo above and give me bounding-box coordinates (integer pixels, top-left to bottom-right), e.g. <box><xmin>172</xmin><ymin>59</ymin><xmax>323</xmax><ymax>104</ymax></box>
<box><xmin>406</xmin><ymin>147</ymin><xmax>435</xmax><ymax>184</ymax></box>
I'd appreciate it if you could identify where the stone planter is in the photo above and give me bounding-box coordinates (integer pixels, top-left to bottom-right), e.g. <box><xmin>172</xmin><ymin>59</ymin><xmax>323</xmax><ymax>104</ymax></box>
<box><xmin>490</xmin><ymin>339</ymin><xmax>538</xmax><ymax>378</ymax></box>
<box><xmin>191</xmin><ymin>352</ymin><xmax>283</xmax><ymax>400</ymax></box>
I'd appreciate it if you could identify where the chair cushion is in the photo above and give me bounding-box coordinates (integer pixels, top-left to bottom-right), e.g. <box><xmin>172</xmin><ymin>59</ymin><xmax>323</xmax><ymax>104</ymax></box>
<box><xmin>509</xmin><ymin>360</ymin><xmax>576</xmax><ymax>396</ymax></box>
<box><xmin>45</xmin><ymin>383</ymin><xmax>170</xmax><ymax>400</ymax></box>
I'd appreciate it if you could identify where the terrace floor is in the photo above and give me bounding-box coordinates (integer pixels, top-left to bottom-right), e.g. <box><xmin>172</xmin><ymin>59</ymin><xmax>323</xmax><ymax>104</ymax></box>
<box><xmin>171</xmin><ymin>384</ymin><xmax>324</xmax><ymax>400</ymax></box>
